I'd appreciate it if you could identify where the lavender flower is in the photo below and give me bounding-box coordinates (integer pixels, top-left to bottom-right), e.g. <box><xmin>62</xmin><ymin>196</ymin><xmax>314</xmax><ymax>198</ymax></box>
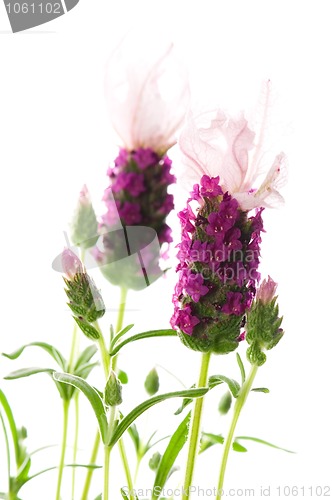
<box><xmin>172</xmin><ymin>96</ymin><xmax>287</xmax><ymax>353</ymax></box>
<box><xmin>171</xmin><ymin>176</ymin><xmax>264</xmax><ymax>354</ymax></box>
<box><xmin>94</xmin><ymin>36</ymin><xmax>190</xmax><ymax>290</ymax></box>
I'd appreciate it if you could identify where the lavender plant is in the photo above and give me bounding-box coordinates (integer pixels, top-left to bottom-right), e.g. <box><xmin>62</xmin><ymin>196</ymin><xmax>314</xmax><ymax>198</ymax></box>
<box><xmin>1</xmin><ymin>38</ymin><xmax>291</xmax><ymax>500</ymax></box>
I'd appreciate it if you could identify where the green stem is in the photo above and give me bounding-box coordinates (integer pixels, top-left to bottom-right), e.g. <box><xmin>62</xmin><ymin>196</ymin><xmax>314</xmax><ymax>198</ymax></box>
<box><xmin>112</xmin><ymin>287</ymin><xmax>128</xmax><ymax>372</ymax></box>
<box><xmin>67</xmin><ymin>322</ymin><xmax>80</xmax><ymax>499</ymax></box>
<box><xmin>182</xmin><ymin>352</ymin><xmax>211</xmax><ymax>500</ymax></box>
<box><xmin>71</xmin><ymin>391</ymin><xmax>80</xmax><ymax>500</ymax></box>
<box><xmin>83</xmin><ymin>288</ymin><xmax>128</xmax><ymax>500</ymax></box>
<box><xmin>116</xmin><ymin>287</ymin><xmax>128</xmax><ymax>334</ymax></box>
<box><xmin>68</xmin><ymin>323</ymin><xmax>79</xmax><ymax>374</ymax></box>
<box><xmin>215</xmin><ymin>364</ymin><xmax>259</xmax><ymax>500</ymax></box>
<box><xmin>118</xmin><ymin>438</ymin><xmax>135</xmax><ymax>500</ymax></box>
<box><xmin>95</xmin><ymin>324</ymin><xmax>110</xmax><ymax>378</ymax></box>
<box><xmin>55</xmin><ymin>398</ymin><xmax>70</xmax><ymax>500</ymax></box>
<box><xmin>81</xmin><ymin>430</ymin><xmax>101</xmax><ymax>500</ymax></box>
<box><xmin>103</xmin><ymin>444</ymin><xmax>111</xmax><ymax>500</ymax></box>
<box><xmin>0</xmin><ymin>409</ymin><xmax>11</xmax><ymax>495</ymax></box>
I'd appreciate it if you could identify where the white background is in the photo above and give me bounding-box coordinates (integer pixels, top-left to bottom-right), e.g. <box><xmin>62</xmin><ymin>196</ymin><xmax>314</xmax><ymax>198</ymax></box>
<box><xmin>0</xmin><ymin>1</ymin><xmax>331</xmax><ymax>499</ymax></box>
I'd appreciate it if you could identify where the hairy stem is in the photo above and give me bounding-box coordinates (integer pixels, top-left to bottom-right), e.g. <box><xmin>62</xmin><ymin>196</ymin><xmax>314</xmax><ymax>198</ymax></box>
<box><xmin>216</xmin><ymin>364</ymin><xmax>258</xmax><ymax>500</ymax></box>
<box><xmin>80</xmin><ymin>430</ymin><xmax>101</xmax><ymax>500</ymax></box>
<box><xmin>182</xmin><ymin>352</ymin><xmax>211</xmax><ymax>499</ymax></box>
<box><xmin>55</xmin><ymin>398</ymin><xmax>70</xmax><ymax>500</ymax></box>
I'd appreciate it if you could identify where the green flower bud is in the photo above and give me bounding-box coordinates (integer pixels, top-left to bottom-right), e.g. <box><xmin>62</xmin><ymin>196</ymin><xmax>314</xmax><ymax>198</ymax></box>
<box><xmin>144</xmin><ymin>367</ymin><xmax>159</xmax><ymax>396</ymax></box>
<box><xmin>64</xmin><ymin>271</ymin><xmax>105</xmax><ymax>324</ymax></box>
<box><xmin>62</xmin><ymin>248</ymin><xmax>105</xmax><ymax>340</ymax></box>
<box><xmin>149</xmin><ymin>451</ymin><xmax>162</xmax><ymax>471</ymax></box>
<box><xmin>71</xmin><ymin>185</ymin><xmax>98</xmax><ymax>250</ymax></box>
<box><xmin>218</xmin><ymin>390</ymin><xmax>232</xmax><ymax>415</ymax></box>
<box><xmin>104</xmin><ymin>370</ymin><xmax>122</xmax><ymax>406</ymax></box>
<box><xmin>246</xmin><ymin>277</ymin><xmax>284</xmax><ymax>366</ymax></box>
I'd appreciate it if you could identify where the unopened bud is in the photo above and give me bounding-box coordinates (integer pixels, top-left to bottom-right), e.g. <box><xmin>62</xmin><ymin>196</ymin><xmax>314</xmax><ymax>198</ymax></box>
<box><xmin>218</xmin><ymin>391</ymin><xmax>232</xmax><ymax>415</ymax></box>
<box><xmin>256</xmin><ymin>276</ymin><xmax>278</xmax><ymax>305</ymax></box>
<box><xmin>246</xmin><ymin>276</ymin><xmax>284</xmax><ymax>366</ymax></box>
<box><xmin>144</xmin><ymin>367</ymin><xmax>159</xmax><ymax>396</ymax></box>
<box><xmin>71</xmin><ymin>185</ymin><xmax>98</xmax><ymax>249</ymax></box>
<box><xmin>104</xmin><ymin>370</ymin><xmax>122</xmax><ymax>406</ymax></box>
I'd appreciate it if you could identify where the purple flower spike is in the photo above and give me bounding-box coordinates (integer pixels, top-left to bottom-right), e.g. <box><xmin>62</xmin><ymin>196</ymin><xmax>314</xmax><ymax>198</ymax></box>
<box><xmin>132</xmin><ymin>148</ymin><xmax>159</xmax><ymax>169</ymax></box>
<box><xmin>171</xmin><ymin>174</ymin><xmax>265</xmax><ymax>354</ymax></box>
<box><xmin>96</xmin><ymin>147</ymin><xmax>177</xmax><ymax>289</ymax></box>
<box><xmin>118</xmin><ymin>201</ymin><xmax>142</xmax><ymax>225</ymax></box>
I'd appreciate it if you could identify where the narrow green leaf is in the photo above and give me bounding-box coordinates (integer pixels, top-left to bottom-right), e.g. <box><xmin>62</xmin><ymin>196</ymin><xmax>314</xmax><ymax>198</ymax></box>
<box><xmin>174</xmin><ymin>396</ymin><xmax>193</xmax><ymax>416</ymax></box>
<box><xmin>232</xmin><ymin>442</ymin><xmax>247</xmax><ymax>452</ymax></box>
<box><xmin>21</xmin><ymin>463</ymin><xmax>102</xmax><ymax>487</ymax></box>
<box><xmin>2</xmin><ymin>342</ymin><xmax>67</xmax><ymax>371</ymax></box>
<box><xmin>30</xmin><ymin>444</ymin><xmax>58</xmax><ymax>456</ymax></box>
<box><xmin>152</xmin><ymin>412</ymin><xmax>191</xmax><ymax>500</ymax></box>
<box><xmin>236</xmin><ymin>352</ymin><xmax>246</xmax><ymax>385</ymax></box>
<box><xmin>17</xmin><ymin>456</ymin><xmax>31</xmax><ymax>483</ymax></box>
<box><xmin>126</xmin><ymin>422</ymin><xmax>140</xmax><ymax>454</ymax></box>
<box><xmin>53</xmin><ymin>372</ymin><xmax>107</xmax><ymax>443</ymax></box>
<box><xmin>75</xmin><ymin>362</ymin><xmax>99</xmax><ymax>379</ymax></box>
<box><xmin>0</xmin><ymin>388</ymin><xmax>20</xmax><ymax>464</ymax></box>
<box><xmin>251</xmin><ymin>387</ymin><xmax>270</xmax><ymax>393</ymax></box>
<box><xmin>4</xmin><ymin>367</ymin><xmax>54</xmax><ymax>380</ymax></box>
<box><xmin>208</xmin><ymin>375</ymin><xmax>240</xmax><ymax>398</ymax></box>
<box><xmin>235</xmin><ymin>436</ymin><xmax>295</xmax><ymax>453</ymax></box>
<box><xmin>143</xmin><ymin>432</ymin><xmax>169</xmax><ymax>456</ymax></box>
<box><xmin>110</xmin><ymin>330</ymin><xmax>176</xmax><ymax>356</ymax></box>
<box><xmin>5</xmin><ymin>367</ymin><xmax>73</xmax><ymax>400</ymax></box>
<box><xmin>121</xmin><ymin>490</ymin><xmax>129</xmax><ymax>500</ymax></box>
<box><xmin>109</xmin><ymin>387</ymin><xmax>208</xmax><ymax>447</ymax></box>
<box><xmin>120</xmin><ymin>489</ymin><xmax>140</xmax><ymax>500</ymax></box>
<box><xmin>110</xmin><ymin>324</ymin><xmax>135</xmax><ymax>350</ymax></box>
<box><xmin>200</xmin><ymin>432</ymin><xmax>224</xmax><ymax>454</ymax></box>
<box><xmin>74</xmin><ymin>345</ymin><xmax>98</xmax><ymax>372</ymax></box>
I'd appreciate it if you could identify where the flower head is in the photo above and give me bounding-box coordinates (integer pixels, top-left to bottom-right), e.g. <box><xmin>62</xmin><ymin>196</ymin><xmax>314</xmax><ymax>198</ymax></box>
<box><xmin>105</xmin><ymin>34</ymin><xmax>190</xmax><ymax>154</ymax></box>
<box><xmin>171</xmin><ymin>176</ymin><xmax>264</xmax><ymax>354</ymax></box>
<box><xmin>178</xmin><ymin>102</ymin><xmax>287</xmax><ymax>211</ymax></box>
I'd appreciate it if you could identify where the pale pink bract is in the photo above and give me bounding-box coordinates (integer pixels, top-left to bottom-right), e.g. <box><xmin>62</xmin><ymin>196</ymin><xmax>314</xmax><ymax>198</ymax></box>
<box><xmin>105</xmin><ymin>34</ymin><xmax>190</xmax><ymax>154</ymax></box>
<box><xmin>256</xmin><ymin>276</ymin><xmax>278</xmax><ymax>304</ymax></box>
<box><xmin>178</xmin><ymin>106</ymin><xmax>287</xmax><ymax>211</ymax></box>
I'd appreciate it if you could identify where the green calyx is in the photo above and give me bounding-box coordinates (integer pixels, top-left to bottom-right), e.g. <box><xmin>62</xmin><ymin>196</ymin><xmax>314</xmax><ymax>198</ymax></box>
<box><xmin>178</xmin><ymin>314</ymin><xmax>242</xmax><ymax>355</ymax></box>
<box><xmin>71</xmin><ymin>198</ymin><xmax>98</xmax><ymax>250</ymax></box>
<box><xmin>64</xmin><ymin>272</ymin><xmax>105</xmax><ymax>340</ymax></box>
<box><xmin>246</xmin><ymin>297</ymin><xmax>284</xmax><ymax>366</ymax></box>
<box><xmin>104</xmin><ymin>370</ymin><xmax>123</xmax><ymax>406</ymax></box>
